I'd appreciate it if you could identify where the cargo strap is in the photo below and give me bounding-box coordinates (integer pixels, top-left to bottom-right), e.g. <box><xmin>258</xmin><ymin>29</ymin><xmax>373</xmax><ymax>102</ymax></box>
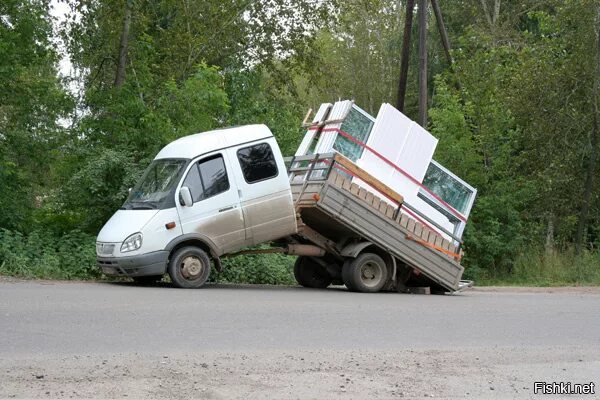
<box><xmin>405</xmin><ymin>234</ymin><xmax>461</xmax><ymax>261</ymax></box>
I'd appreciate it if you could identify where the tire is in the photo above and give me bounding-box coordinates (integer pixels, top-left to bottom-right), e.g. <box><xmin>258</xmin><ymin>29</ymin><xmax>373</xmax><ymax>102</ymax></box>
<box><xmin>168</xmin><ymin>246</ymin><xmax>211</xmax><ymax>288</ymax></box>
<box><xmin>342</xmin><ymin>253</ymin><xmax>388</xmax><ymax>293</ymax></box>
<box><xmin>341</xmin><ymin>259</ymin><xmax>357</xmax><ymax>291</ymax></box>
<box><xmin>293</xmin><ymin>256</ymin><xmax>332</xmax><ymax>289</ymax></box>
<box><xmin>132</xmin><ymin>275</ymin><xmax>162</xmax><ymax>285</ymax></box>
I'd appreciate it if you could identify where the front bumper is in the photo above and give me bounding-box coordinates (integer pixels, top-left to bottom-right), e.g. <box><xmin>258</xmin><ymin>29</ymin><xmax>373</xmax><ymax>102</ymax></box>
<box><xmin>97</xmin><ymin>251</ymin><xmax>169</xmax><ymax>277</ymax></box>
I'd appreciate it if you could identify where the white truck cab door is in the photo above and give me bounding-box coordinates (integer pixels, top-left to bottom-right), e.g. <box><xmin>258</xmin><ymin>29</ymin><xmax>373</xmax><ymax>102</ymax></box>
<box><xmin>229</xmin><ymin>139</ymin><xmax>296</xmax><ymax>245</ymax></box>
<box><xmin>177</xmin><ymin>152</ymin><xmax>246</xmax><ymax>255</ymax></box>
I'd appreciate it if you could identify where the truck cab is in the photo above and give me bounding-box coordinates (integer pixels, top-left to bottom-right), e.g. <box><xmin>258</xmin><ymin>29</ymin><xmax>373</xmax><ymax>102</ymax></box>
<box><xmin>96</xmin><ymin>124</ymin><xmax>297</xmax><ymax>288</ymax></box>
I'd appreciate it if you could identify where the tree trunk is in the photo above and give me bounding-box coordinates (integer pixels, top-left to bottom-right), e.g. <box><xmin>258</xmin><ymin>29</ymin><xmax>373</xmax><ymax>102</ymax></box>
<box><xmin>418</xmin><ymin>0</ymin><xmax>428</xmax><ymax>127</ymax></box>
<box><xmin>493</xmin><ymin>0</ymin><xmax>501</xmax><ymax>25</ymax></box>
<box><xmin>575</xmin><ymin>6</ymin><xmax>600</xmax><ymax>253</ymax></box>
<box><xmin>114</xmin><ymin>0</ymin><xmax>132</xmax><ymax>88</ymax></box>
<box><xmin>479</xmin><ymin>0</ymin><xmax>501</xmax><ymax>30</ymax></box>
<box><xmin>545</xmin><ymin>212</ymin><xmax>555</xmax><ymax>255</ymax></box>
<box><xmin>431</xmin><ymin>0</ymin><xmax>452</xmax><ymax>66</ymax></box>
<box><xmin>396</xmin><ymin>0</ymin><xmax>415</xmax><ymax>112</ymax></box>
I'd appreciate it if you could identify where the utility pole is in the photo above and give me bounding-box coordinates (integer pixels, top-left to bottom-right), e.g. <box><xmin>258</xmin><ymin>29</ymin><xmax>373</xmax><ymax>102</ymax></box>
<box><xmin>418</xmin><ymin>0</ymin><xmax>428</xmax><ymax>127</ymax></box>
<box><xmin>396</xmin><ymin>0</ymin><xmax>415</xmax><ymax>112</ymax></box>
<box><xmin>397</xmin><ymin>0</ymin><xmax>455</xmax><ymax>125</ymax></box>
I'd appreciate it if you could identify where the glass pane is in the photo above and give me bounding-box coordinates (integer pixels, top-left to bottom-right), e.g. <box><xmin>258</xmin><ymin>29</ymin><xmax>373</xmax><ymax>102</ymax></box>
<box><xmin>333</xmin><ymin>107</ymin><xmax>374</xmax><ymax>162</ymax></box>
<box><xmin>127</xmin><ymin>159</ymin><xmax>187</xmax><ymax>207</ymax></box>
<box><xmin>422</xmin><ymin>163</ymin><xmax>472</xmax><ymax>214</ymax></box>
<box><xmin>237</xmin><ymin>143</ymin><xmax>278</xmax><ymax>183</ymax></box>
<box><xmin>199</xmin><ymin>156</ymin><xmax>229</xmax><ymax>198</ymax></box>
<box><xmin>182</xmin><ymin>163</ymin><xmax>204</xmax><ymax>202</ymax></box>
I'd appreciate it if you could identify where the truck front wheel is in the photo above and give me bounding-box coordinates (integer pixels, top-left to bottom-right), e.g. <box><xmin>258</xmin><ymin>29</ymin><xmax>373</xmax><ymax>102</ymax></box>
<box><xmin>168</xmin><ymin>246</ymin><xmax>211</xmax><ymax>288</ymax></box>
<box><xmin>342</xmin><ymin>253</ymin><xmax>388</xmax><ymax>293</ymax></box>
<box><xmin>293</xmin><ymin>256</ymin><xmax>332</xmax><ymax>289</ymax></box>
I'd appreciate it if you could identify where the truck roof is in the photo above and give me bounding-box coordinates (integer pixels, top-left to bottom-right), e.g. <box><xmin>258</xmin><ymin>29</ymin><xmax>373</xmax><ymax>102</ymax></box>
<box><xmin>154</xmin><ymin>124</ymin><xmax>274</xmax><ymax>160</ymax></box>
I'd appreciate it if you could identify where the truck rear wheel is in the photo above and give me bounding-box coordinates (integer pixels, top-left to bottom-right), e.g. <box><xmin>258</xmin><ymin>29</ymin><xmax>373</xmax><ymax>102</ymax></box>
<box><xmin>168</xmin><ymin>246</ymin><xmax>211</xmax><ymax>288</ymax></box>
<box><xmin>293</xmin><ymin>256</ymin><xmax>332</xmax><ymax>289</ymax></box>
<box><xmin>342</xmin><ymin>253</ymin><xmax>388</xmax><ymax>293</ymax></box>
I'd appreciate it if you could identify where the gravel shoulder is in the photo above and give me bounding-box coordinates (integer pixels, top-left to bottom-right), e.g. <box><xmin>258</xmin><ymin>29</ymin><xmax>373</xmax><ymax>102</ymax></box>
<box><xmin>2</xmin><ymin>347</ymin><xmax>599</xmax><ymax>399</ymax></box>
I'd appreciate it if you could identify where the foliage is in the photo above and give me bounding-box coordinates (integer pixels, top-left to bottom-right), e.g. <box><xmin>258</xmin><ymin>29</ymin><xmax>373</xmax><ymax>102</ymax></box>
<box><xmin>0</xmin><ymin>159</ymin><xmax>33</xmax><ymax>230</ymax></box>
<box><xmin>474</xmin><ymin>247</ymin><xmax>600</xmax><ymax>286</ymax></box>
<box><xmin>212</xmin><ymin>250</ymin><xmax>296</xmax><ymax>286</ymax></box>
<box><xmin>1</xmin><ymin>0</ymin><xmax>599</xmax><ymax>286</ymax></box>
<box><xmin>225</xmin><ymin>68</ymin><xmax>304</xmax><ymax>155</ymax></box>
<box><xmin>60</xmin><ymin>148</ymin><xmax>140</xmax><ymax>233</ymax></box>
<box><xmin>0</xmin><ymin>229</ymin><xmax>98</xmax><ymax>279</ymax></box>
<box><xmin>0</xmin><ymin>0</ymin><xmax>73</xmax><ymax>233</ymax></box>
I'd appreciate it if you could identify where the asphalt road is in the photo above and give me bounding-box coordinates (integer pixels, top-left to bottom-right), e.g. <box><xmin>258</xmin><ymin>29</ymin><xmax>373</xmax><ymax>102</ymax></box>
<box><xmin>1</xmin><ymin>280</ymin><xmax>599</xmax><ymax>399</ymax></box>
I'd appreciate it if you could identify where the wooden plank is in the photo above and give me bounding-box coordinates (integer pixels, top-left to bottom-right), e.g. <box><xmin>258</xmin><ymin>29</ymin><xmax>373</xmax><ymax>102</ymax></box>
<box><xmin>350</xmin><ymin>183</ymin><xmax>360</xmax><ymax>195</ymax></box>
<box><xmin>413</xmin><ymin>223</ymin><xmax>423</xmax><ymax>238</ymax></box>
<box><xmin>365</xmin><ymin>192</ymin><xmax>374</xmax><ymax>205</ymax></box>
<box><xmin>333</xmin><ymin>153</ymin><xmax>403</xmax><ymax>206</ymax></box>
<box><xmin>421</xmin><ymin>227</ymin><xmax>431</xmax><ymax>242</ymax></box>
<box><xmin>441</xmin><ymin>239</ymin><xmax>451</xmax><ymax>251</ymax></box>
<box><xmin>372</xmin><ymin>197</ymin><xmax>381</xmax><ymax>210</ymax></box>
<box><xmin>434</xmin><ymin>236</ymin><xmax>443</xmax><ymax>248</ymax></box>
<box><xmin>358</xmin><ymin>188</ymin><xmax>368</xmax><ymax>200</ymax></box>
<box><xmin>399</xmin><ymin>214</ymin><xmax>409</xmax><ymax>228</ymax></box>
<box><xmin>342</xmin><ymin>179</ymin><xmax>352</xmax><ymax>191</ymax></box>
<box><xmin>407</xmin><ymin>218</ymin><xmax>416</xmax><ymax>233</ymax></box>
<box><xmin>379</xmin><ymin>202</ymin><xmax>388</xmax><ymax>214</ymax></box>
<box><xmin>408</xmin><ymin>286</ymin><xmax>431</xmax><ymax>295</ymax></box>
<box><xmin>385</xmin><ymin>205</ymin><xmax>395</xmax><ymax>218</ymax></box>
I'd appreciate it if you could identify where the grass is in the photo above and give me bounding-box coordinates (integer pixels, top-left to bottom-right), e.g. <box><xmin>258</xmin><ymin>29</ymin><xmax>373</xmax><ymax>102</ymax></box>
<box><xmin>471</xmin><ymin>248</ymin><xmax>600</xmax><ymax>287</ymax></box>
<box><xmin>1</xmin><ymin>228</ymin><xmax>599</xmax><ymax>287</ymax></box>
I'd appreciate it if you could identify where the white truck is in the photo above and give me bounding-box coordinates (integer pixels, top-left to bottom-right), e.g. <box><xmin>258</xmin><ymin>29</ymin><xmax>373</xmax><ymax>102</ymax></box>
<box><xmin>96</xmin><ymin>124</ymin><xmax>469</xmax><ymax>293</ymax></box>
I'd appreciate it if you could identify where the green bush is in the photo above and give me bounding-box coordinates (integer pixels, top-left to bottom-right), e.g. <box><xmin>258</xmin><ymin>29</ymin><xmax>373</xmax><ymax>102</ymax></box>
<box><xmin>212</xmin><ymin>251</ymin><xmax>296</xmax><ymax>286</ymax></box>
<box><xmin>0</xmin><ymin>229</ymin><xmax>296</xmax><ymax>285</ymax></box>
<box><xmin>0</xmin><ymin>229</ymin><xmax>98</xmax><ymax>280</ymax></box>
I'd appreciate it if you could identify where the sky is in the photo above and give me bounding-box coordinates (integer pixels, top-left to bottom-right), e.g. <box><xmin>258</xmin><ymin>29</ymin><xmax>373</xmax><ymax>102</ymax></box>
<box><xmin>49</xmin><ymin>0</ymin><xmax>72</xmax><ymax>76</ymax></box>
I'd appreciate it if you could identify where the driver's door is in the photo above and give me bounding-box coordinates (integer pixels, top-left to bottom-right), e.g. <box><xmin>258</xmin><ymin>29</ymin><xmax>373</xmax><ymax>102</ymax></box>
<box><xmin>177</xmin><ymin>152</ymin><xmax>246</xmax><ymax>255</ymax></box>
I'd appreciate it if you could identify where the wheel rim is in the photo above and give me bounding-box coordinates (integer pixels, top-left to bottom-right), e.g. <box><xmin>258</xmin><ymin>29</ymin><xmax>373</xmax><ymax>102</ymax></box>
<box><xmin>360</xmin><ymin>261</ymin><xmax>383</xmax><ymax>288</ymax></box>
<box><xmin>181</xmin><ymin>255</ymin><xmax>204</xmax><ymax>280</ymax></box>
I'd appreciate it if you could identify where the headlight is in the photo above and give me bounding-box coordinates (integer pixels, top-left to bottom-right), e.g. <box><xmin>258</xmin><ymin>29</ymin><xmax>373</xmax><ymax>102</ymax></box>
<box><xmin>121</xmin><ymin>232</ymin><xmax>143</xmax><ymax>253</ymax></box>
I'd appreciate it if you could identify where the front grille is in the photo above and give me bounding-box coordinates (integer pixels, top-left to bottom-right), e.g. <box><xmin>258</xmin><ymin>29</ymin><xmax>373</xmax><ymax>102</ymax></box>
<box><xmin>96</xmin><ymin>243</ymin><xmax>116</xmax><ymax>256</ymax></box>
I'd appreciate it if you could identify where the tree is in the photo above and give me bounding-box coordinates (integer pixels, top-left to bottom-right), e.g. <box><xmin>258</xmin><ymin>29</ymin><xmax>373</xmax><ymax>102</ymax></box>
<box><xmin>0</xmin><ymin>0</ymin><xmax>72</xmax><ymax>231</ymax></box>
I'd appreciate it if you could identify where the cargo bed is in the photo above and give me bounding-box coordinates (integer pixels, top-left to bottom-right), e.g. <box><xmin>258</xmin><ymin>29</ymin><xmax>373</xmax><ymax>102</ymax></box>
<box><xmin>289</xmin><ymin>153</ymin><xmax>465</xmax><ymax>292</ymax></box>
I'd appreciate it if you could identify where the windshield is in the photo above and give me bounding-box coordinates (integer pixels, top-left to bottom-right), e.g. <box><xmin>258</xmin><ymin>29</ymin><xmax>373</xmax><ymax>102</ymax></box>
<box><xmin>123</xmin><ymin>159</ymin><xmax>188</xmax><ymax>210</ymax></box>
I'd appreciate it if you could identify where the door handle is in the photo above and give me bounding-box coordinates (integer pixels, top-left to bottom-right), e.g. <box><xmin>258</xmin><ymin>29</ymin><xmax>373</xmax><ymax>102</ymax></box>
<box><xmin>218</xmin><ymin>206</ymin><xmax>235</xmax><ymax>212</ymax></box>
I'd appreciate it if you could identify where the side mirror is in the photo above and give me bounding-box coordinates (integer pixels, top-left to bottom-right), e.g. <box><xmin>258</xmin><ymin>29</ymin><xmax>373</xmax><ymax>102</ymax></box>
<box><xmin>179</xmin><ymin>186</ymin><xmax>193</xmax><ymax>207</ymax></box>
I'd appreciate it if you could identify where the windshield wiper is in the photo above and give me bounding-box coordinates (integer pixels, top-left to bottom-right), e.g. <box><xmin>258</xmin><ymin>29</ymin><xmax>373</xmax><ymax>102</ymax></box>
<box><xmin>131</xmin><ymin>204</ymin><xmax>156</xmax><ymax>210</ymax></box>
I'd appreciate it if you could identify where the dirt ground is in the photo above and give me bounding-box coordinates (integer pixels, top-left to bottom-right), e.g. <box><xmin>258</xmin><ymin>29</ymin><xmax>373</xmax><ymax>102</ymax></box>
<box><xmin>2</xmin><ymin>347</ymin><xmax>599</xmax><ymax>399</ymax></box>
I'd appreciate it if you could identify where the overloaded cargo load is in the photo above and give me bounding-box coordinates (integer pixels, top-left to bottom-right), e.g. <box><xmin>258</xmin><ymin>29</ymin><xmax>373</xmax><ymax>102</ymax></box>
<box><xmin>295</xmin><ymin>100</ymin><xmax>477</xmax><ymax>246</ymax></box>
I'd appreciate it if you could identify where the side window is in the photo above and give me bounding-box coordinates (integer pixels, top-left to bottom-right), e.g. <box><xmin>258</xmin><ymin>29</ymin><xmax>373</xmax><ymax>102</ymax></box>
<box><xmin>182</xmin><ymin>164</ymin><xmax>203</xmax><ymax>202</ymax></box>
<box><xmin>182</xmin><ymin>154</ymin><xmax>229</xmax><ymax>202</ymax></box>
<box><xmin>199</xmin><ymin>155</ymin><xmax>229</xmax><ymax>198</ymax></box>
<box><xmin>237</xmin><ymin>143</ymin><xmax>278</xmax><ymax>183</ymax></box>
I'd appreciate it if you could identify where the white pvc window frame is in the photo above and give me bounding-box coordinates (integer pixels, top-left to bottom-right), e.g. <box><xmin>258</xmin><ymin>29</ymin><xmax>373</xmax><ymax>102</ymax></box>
<box><xmin>333</xmin><ymin>104</ymin><xmax>376</xmax><ymax>161</ymax></box>
<box><xmin>418</xmin><ymin>159</ymin><xmax>477</xmax><ymax>239</ymax></box>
